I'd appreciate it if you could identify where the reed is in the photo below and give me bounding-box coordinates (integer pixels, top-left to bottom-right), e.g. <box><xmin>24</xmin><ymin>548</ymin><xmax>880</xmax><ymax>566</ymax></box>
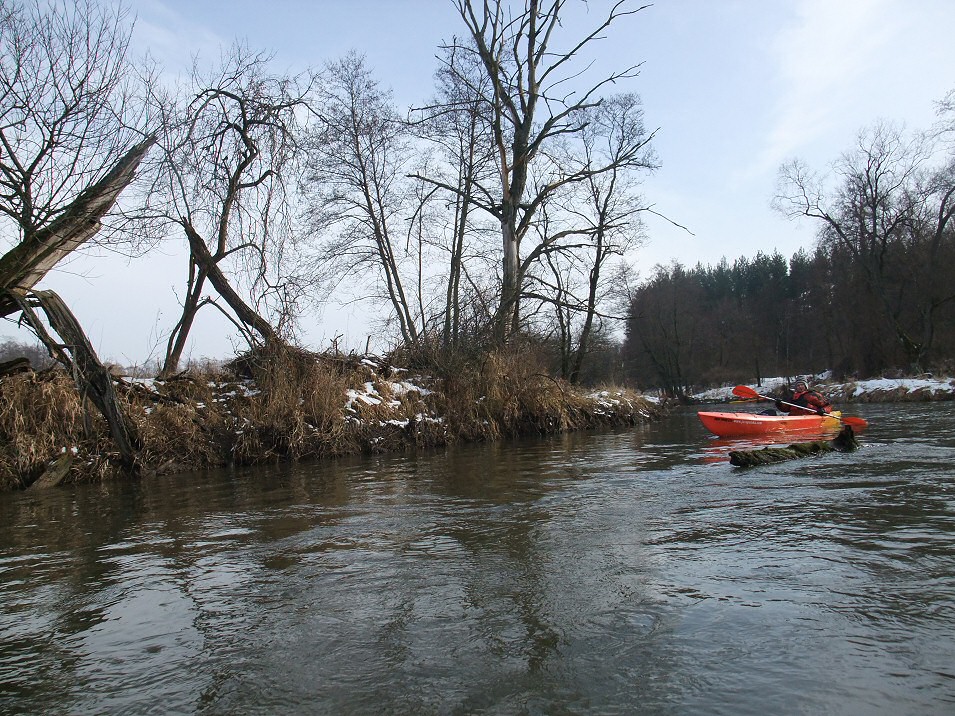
<box><xmin>433</xmin><ymin>343</ymin><xmax>653</xmax><ymax>440</ymax></box>
<box><xmin>0</xmin><ymin>371</ymin><xmax>95</xmax><ymax>489</ymax></box>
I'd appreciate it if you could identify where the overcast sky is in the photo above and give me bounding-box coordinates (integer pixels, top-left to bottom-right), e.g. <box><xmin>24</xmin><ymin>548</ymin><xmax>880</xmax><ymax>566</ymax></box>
<box><xmin>4</xmin><ymin>0</ymin><xmax>954</xmax><ymax>364</ymax></box>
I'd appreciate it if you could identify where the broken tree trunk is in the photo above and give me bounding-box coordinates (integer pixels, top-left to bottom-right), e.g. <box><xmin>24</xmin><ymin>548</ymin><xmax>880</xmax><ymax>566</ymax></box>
<box><xmin>0</xmin><ymin>136</ymin><xmax>154</xmax><ymax>475</ymax></box>
<box><xmin>10</xmin><ymin>290</ymin><xmax>142</xmax><ymax>474</ymax></box>
<box><xmin>0</xmin><ymin>136</ymin><xmax>156</xmax><ymax>316</ymax></box>
<box><xmin>30</xmin><ymin>453</ymin><xmax>74</xmax><ymax>490</ymax></box>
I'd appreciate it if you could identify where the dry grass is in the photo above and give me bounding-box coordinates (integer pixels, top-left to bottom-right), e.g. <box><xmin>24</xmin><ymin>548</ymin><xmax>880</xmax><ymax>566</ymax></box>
<box><xmin>0</xmin><ymin>371</ymin><xmax>115</xmax><ymax>490</ymax></box>
<box><xmin>133</xmin><ymin>343</ymin><xmax>359</xmax><ymax>468</ymax></box>
<box><xmin>0</xmin><ymin>341</ymin><xmax>660</xmax><ymax>491</ymax></box>
<box><xmin>435</xmin><ymin>343</ymin><xmax>659</xmax><ymax>440</ymax></box>
<box><xmin>226</xmin><ymin>343</ymin><xmax>356</xmax><ymax>461</ymax></box>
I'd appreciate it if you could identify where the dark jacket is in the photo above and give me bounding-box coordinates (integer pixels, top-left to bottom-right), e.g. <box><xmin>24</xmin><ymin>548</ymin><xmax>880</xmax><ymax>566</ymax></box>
<box><xmin>775</xmin><ymin>387</ymin><xmax>832</xmax><ymax>416</ymax></box>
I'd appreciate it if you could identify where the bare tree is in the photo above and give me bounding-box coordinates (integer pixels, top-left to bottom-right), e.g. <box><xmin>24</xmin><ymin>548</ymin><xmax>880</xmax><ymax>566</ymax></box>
<box><xmin>304</xmin><ymin>52</ymin><xmax>422</xmax><ymax>348</ymax></box>
<box><xmin>0</xmin><ymin>0</ymin><xmax>148</xmax><ymax>245</ymax></box>
<box><xmin>775</xmin><ymin>122</ymin><xmax>955</xmax><ymax>371</ymax></box>
<box><xmin>440</xmin><ymin>0</ymin><xmax>649</xmax><ymax>339</ymax></box>
<box><xmin>406</xmin><ymin>44</ymin><xmax>508</xmax><ymax>351</ymax></box>
<box><xmin>625</xmin><ymin>262</ymin><xmax>700</xmax><ymax>397</ymax></box>
<box><xmin>410</xmin><ymin>45</ymin><xmax>501</xmax><ymax>350</ymax></box>
<box><xmin>153</xmin><ymin>43</ymin><xmax>315</xmax><ymax>376</ymax></box>
<box><xmin>541</xmin><ymin>93</ymin><xmax>655</xmax><ymax>382</ymax></box>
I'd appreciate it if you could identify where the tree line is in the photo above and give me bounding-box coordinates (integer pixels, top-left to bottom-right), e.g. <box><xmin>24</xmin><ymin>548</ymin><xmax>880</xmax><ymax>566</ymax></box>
<box><xmin>1</xmin><ymin>0</ymin><xmax>656</xmax><ymax>386</ymax></box>
<box><xmin>4</xmin><ymin>0</ymin><xmax>954</xmax><ymax>405</ymax></box>
<box><xmin>623</xmin><ymin>119</ymin><xmax>955</xmax><ymax>396</ymax></box>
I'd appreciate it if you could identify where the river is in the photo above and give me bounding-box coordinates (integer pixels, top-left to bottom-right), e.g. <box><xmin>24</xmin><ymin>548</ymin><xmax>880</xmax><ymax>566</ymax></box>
<box><xmin>1</xmin><ymin>402</ymin><xmax>954</xmax><ymax>715</ymax></box>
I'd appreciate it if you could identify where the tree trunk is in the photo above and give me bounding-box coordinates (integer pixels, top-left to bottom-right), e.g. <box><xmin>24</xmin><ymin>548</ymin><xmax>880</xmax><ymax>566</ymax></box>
<box><xmin>495</xmin><ymin>217</ymin><xmax>521</xmax><ymax>340</ymax></box>
<box><xmin>159</xmin><ymin>264</ymin><xmax>208</xmax><ymax>377</ymax></box>
<box><xmin>11</xmin><ymin>290</ymin><xmax>142</xmax><ymax>473</ymax></box>
<box><xmin>0</xmin><ymin>138</ymin><xmax>154</xmax><ymax>475</ymax></box>
<box><xmin>570</xmin><ymin>231</ymin><xmax>605</xmax><ymax>385</ymax></box>
<box><xmin>183</xmin><ymin>223</ymin><xmax>280</xmax><ymax>344</ymax></box>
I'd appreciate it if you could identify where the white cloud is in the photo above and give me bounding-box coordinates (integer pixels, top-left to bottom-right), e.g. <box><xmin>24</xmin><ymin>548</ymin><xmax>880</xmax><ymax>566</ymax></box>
<box><xmin>128</xmin><ymin>0</ymin><xmax>225</xmax><ymax>75</ymax></box>
<box><xmin>757</xmin><ymin>0</ymin><xmax>899</xmax><ymax>172</ymax></box>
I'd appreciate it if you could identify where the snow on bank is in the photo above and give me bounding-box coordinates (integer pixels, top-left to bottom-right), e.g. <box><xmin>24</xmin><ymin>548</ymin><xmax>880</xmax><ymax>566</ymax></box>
<box><xmin>844</xmin><ymin>377</ymin><xmax>955</xmax><ymax>398</ymax></box>
<box><xmin>692</xmin><ymin>375</ymin><xmax>955</xmax><ymax>403</ymax></box>
<box><xmin>589</xmin><ymin>389</ymin><xmax>658</xmax><ymax>419</ymax></box>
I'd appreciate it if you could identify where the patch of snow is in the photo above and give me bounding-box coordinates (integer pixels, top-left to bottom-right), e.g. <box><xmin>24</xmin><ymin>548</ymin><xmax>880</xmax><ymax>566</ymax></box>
<box><xmin>127</xmin><ymin>377</ymin><xmax>158</xmax><ymax>391</ymax></box>
<box><xmin>693</xmin><ymin>377</ymin><xmax>790</xmax><ymax>402</ymax></box>
<box><xmin>345</xmin><ymin>384</ymin><xmax>383</xmax><ymax>410</ymax></box>
<box><xmin>389</xmin><ymin>380</ymin><xmax>432</xmax><ymax>396</ymax></box>
<box><xmin>850</xmin><ymin>377</ymin><xmax>954</xmax><ymax>397</ymax></box>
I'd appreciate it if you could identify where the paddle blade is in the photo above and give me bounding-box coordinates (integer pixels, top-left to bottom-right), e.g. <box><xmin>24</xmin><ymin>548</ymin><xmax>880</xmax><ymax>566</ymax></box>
<box><xmin>732</xmin><ymin>385</ymin><xmax>760</xmax><ymax>400</ymax></box>
<box><xmin>841</xmin><ymin>416</ymin><xmax>868</xmax><ymax>429</ymax></box>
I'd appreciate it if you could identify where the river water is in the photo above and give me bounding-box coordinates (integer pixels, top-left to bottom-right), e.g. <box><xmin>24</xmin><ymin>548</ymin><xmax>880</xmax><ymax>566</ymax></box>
<box><xmin>1</xmin><ymin>402</ymin><xmax>954</xmax><ymax>715</ymax></box>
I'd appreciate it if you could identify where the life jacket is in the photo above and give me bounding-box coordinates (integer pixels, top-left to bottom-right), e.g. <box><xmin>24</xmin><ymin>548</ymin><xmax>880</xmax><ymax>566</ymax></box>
<box><xmin>790</xmin><ymin>388</ymin><xmax>832</xmax><ymax>415</ymax></box>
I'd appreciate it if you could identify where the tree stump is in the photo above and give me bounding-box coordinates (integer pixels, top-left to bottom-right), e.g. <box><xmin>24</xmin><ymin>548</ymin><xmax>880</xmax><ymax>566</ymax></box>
<box><xmin>30</xmin><ymin>453</ymin><xmax>74</xmax><ymax>489</ymax></box>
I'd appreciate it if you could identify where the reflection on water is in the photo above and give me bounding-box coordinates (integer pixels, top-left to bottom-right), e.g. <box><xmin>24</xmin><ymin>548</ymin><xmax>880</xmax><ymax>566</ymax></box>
<box><xmin>699</xmin><ymin>427</ymin><xmax>844</xmax><ymax>464</ymax></box>
<box><xmin>1</xmin><ymin>403</ymin><xmax>954</xmax><ymax>714</ymax></box>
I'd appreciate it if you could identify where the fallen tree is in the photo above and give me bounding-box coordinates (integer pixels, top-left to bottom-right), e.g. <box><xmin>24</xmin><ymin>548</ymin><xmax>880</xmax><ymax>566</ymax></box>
<box><xmin>9</xmin><ymin>290</ymin><xmax>142</xmax><ymax>473</ymax></box>
<box><xmin>728</xmin><ymin>425</ymin><xmax>860</xmax><ymax>467</ymax></box>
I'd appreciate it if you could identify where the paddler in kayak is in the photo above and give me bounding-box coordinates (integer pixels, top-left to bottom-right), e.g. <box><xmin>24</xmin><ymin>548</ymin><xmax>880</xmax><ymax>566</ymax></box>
<box><xmin>774</xmin><ymin>378</ymin><xmax>832</xmax><ymax>416</ymax></box>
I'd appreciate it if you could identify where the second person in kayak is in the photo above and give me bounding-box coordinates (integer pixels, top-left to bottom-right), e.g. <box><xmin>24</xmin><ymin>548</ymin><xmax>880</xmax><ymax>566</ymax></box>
<box><xmin>775</xmin><ymin>378</ymin><xmax>832</xmax><ymax>416</ymax></box>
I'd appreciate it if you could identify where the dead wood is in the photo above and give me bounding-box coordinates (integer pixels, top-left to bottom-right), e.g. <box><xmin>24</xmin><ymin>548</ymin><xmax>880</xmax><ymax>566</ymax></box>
<box><xmin>0</xmin><ymin>137</ymin><xmax>155</xmax><ymax>316</ymax></box>
<box><xmin>30</xmin><ymin>453</ymin><xmax>74</xmax><ymax>489</ymax></box>
<box><xmin>11</xmin><ymin>290</ymin><xmax>142</xmax><ymax>473</ymax></box>
<box><xmin>729</xmin><ymin>426</ymin><xmax>859</xmax><ymax>467</ymax></box>
<box><xmin>0</xmin><ymin>357</ymin><xmax>32</xmax><ymax>377</ymax></box>
<box><xmin>0</xmin><ymin>137</ymin><xmax>154</xmax><ymax>475</ymax></box>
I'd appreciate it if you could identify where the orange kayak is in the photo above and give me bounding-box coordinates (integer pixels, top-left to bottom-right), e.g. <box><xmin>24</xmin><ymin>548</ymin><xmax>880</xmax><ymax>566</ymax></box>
<box><xmin>697</xmin><ymin>410</ymin><xmax>843</xmax><ymax>438</ymax></box>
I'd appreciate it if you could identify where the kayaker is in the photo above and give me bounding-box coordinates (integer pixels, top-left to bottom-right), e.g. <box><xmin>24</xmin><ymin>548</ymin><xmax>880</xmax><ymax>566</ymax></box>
<box><xmin>775</xmin><ymin>378</ymin><xmax>832</xmax><ymax>416</ymax></box>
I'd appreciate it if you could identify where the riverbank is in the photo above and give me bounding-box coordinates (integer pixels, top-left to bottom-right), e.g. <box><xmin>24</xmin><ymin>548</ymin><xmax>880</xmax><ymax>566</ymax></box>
<box><xmin>0</xmin><ymin>344</ymin><xmax>660</xmax><ymax>491</ymax></box>
<box><xmin>691</xmin><ymin>373</ymin><xmax>955</xmax><ymax>403</ymax></box>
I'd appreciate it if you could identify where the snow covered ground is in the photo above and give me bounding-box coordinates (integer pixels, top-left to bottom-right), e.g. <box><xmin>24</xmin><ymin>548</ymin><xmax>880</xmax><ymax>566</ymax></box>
<box><xmin>692</xmin><ymin>374</ymin><xmax>955</xmax><ymax>403</ymax></box>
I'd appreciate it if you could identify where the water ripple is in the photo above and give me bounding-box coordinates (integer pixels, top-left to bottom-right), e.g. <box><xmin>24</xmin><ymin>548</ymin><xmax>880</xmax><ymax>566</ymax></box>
<box><xmin>1</xmin><ymin>403</ymin><xmax>954</xmax><ymax>714</ymax></box>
